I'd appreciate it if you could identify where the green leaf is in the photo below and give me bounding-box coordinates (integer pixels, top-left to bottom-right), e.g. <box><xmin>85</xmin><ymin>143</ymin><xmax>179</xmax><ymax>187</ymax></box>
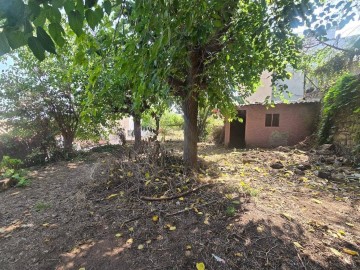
<box><xmin>85</xmin><ymin>0</ymin><xmax>97</xmax><ymax>8</ymax></box>
<box><xmin>51</xmin><ymin>0</ymin><xmax>65</xmax><ymax>9</ymax></box>
<box><xmin>103</xmin><ymin>0</ymin><xmax>112</xmax><ymax>15</ymax></box>
<box><xmin>0</xmin><ymin>32</ymin><xmax>11</xmax><ymax>56</ymax></box>
<box><xmin>46</xmin><ymin>6</ymin><xmax>62</xmax><ymax>23</ymax></box>
<box><xmin>64</xmin><ymin>0</ymin><xmax>75</xmax><ymax>15</ymax></box>
<box><xmin>27</xmin><ymin>37</ymin><xmax>45</xmax><ymax>61</ymax></box>
<box><xmin>68</xmin><ymin>10</ymin><xmax>83</xmax><ymax>36</ymax></box>
<box><xmin>85</xmin><ymin>10</ymin><xmax>97</xmax><ymax>30</ymax></box>
<box><xmin>36</xmin><ymin>27</ymin><xmax>56</xmax><ymax>54</ymax></box>
<box><xmin>75</xmin><ymin>50</ymin><xmax>86</xmax><ymax>64</ymax></box>
<box><xmin>214</xmin><ymin>20</ymin><xmax>223</xmax><ymax>27</ymax></box>
<box><xmin>33</xmin><ymin>8</ymin><xmax>47</xmax><ymax>27</ymax></box>
<box><xmin>76</xmin><ymin>0</ymin><xmax>85</xmax><ymax>14</ymax></box>
<box><xmin>48</xmin><ymin>23</ymin><xmax>66</xmax><ymax>47</ymax></box>
<box><xmin>5</xmin><ymin>31</ymin><xmax>27</xmax><ymax>50</ymax></box>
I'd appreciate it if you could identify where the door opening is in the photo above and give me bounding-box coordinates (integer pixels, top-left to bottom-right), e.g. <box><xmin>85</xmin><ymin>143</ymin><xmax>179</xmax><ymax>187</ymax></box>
<box><xmin>229</xmin><ymin>110</ymin><xmax>246</xmax><ymax>148</ymax></box>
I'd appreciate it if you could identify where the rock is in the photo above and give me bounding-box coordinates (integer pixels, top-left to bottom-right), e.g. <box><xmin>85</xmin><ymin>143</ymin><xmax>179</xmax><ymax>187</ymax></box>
<box><xmin>242</xmin><ymin>159</ymin><xmax>257</xmax><ymax>164</ymax></box>
<box><xmin>297</xmin><ymin>163</ymin><xmax>311</xmax><ymax>171</ymax></box>
<box><xmin>317</xmin><ymin>170</ymin><xmax>332</xmax><ymax>179</ymax></box>
<box><xmin>331</xmin><ymin>173</ymin><xmax>347</xmax><ymax>182</ymax></box>
<box><xmin>294</xmin><ymin>149</ymin><xmax>307</xmax><ymax>155</ymax></box>
<box><xmin>319</xmin><ymin>144</ymin><xmax>335</xmax><ymax>151</ymax></box>
<box><xmin>270</xmin><ymin>161</ymin><xmax>284</xmax><ymax>169</ymax></box>
<box><xmin>294</xmin><ymin>169</ymin><xmax>305</xmax><ymax>175</ymax></box>
<box><xmin>276</xmin><ymin>146</ymin><xmax>291</xmax><ymax>152</ymax></box>
<box><xmin>348</xmin><ymin>173</ymin><xmax>360</xmax><ymax>181</ymax></box>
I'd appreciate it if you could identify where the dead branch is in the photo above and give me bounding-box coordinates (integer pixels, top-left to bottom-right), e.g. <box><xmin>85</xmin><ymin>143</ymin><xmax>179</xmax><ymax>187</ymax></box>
<box><xmin>140</xmin><ymin>183</ymin><xmax>213</xmax><ymax>201</ymax></box>
<box><xmin>165</xmin><ymin>200</ymin><xmax>217</xmax><ymax>217</ymax></box>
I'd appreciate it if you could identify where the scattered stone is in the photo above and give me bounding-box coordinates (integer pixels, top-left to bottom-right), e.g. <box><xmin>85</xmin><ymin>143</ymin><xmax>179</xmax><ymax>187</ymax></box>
<box><xmin>242</xmin><ymin>159</ymin><xmax>257</xmax><ymax>164</ymax></box>
<box><xmin>297</xmin><ymin>163</ymin><xmax>311</xmax><ymax>171</ymax></box>
<box><xmin>276</xmin><ymin>146</ymin><xmax>291</xmax><ymax>152</ymax></box>
<box><xmin>294</xmin><ymin>149</ymin><xmax>307</xmax><ymax>155</ymax></box>
<box><xmin>319</xmin><ymin>144</ymin><xmax>335</xmax><ymax>151</ymax></box>
<box><xmin>348</xmin><ymin>173</ymin><xmax>360</xmax><ymax>181</ymax></box>
<box><xmin>270</xmin><ymin>161</ymin><xmax>284</xmax><ymax>169</ymax></box>
<box><xmin>331</xmin><ymin>173</ymin><xmax>347</xmax><ymax>182</ymax></box>
<box><xmin>317</xmin><ymin>170</ymin><xmax>332</xmax><ymax>179</ymax></box>
<box><xmin>294</xmin><ymin>169</ymin><xmax>305</xmax><ymax>176</ymax></box>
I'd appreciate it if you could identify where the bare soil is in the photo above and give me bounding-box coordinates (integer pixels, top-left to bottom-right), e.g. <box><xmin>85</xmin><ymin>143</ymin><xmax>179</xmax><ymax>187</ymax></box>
<box><xmin>0</xmin><ymin>143</ymin><xmax>359</xmax><ymax>270</ymax></box>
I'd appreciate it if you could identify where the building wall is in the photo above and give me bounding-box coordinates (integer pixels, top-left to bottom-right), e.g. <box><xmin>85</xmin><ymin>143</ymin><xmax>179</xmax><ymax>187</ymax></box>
<box><xmin>225</xmin><ymin>102</ymin><xmax>320</xmax><ymax>148</ymax></box>
<box><xmin>247</xmin><ymin>71</ymin><xmax>273</xmax><ymax>103</ymax></box>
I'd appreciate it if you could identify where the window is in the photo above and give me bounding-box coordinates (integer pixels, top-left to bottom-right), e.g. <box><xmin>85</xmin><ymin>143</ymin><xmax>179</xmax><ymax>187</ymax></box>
<box><xmin>265</xmin><ymin>114</ymin><xmax>280</xmax><ymax>127</ymax></box>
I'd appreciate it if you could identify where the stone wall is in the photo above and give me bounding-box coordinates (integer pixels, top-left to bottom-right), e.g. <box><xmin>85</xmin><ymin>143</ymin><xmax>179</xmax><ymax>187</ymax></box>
<box><xmin>332</xmin><ymin>108</ymin><xmax>360</xmax><ymax>155</ymax></box>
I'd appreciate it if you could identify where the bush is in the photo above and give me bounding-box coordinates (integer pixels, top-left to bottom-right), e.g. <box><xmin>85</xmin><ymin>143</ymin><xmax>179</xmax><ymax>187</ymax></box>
<box><xmin>0</xmin><ymin>156</ymin><xmax>23</xmax><ymax>170</ymax></box>
<box><xmin>212</xmin><ymin>126</ymin><xmax>225</xmax><ymax>145</ymax></box>
<box><xmin>0</xmin><ymin>156</ymin><xmax>30</xmax><ymax>188</ymax></box>
<box><xmin>319</xmin><ymin>74</ymin><xmax>360</xmax><ymax>145</ymax></box>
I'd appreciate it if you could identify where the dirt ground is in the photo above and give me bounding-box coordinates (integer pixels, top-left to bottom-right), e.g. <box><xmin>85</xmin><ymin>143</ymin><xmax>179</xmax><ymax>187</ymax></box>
<box><xmin>0</xmin><ymin>143</ymin><xmax>359</xmax><ymax>270</ymax></box>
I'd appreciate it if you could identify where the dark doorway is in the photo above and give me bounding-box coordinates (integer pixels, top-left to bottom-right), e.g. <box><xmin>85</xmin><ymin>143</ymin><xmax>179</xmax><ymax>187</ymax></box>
<box><xmin>229</xmin><ymin>110</ymin><xmax>246</xmax><ymax>148</ymax></box>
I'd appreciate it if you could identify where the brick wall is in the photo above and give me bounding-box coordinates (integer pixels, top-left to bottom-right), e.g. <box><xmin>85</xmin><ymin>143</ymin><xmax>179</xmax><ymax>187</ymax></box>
<box><xmin>225</xmin><ymin>102</ymin><xmax>320</xmax><ymax>148</ymax></box>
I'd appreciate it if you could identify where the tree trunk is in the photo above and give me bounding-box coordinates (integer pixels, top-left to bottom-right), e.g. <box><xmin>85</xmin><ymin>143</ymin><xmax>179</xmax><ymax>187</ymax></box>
<box><xmin>133</xmin><ymin>115</ymin><xmax>141</xmax><ymax>149</ymax></box>
<box><xmin>62</xmin><ymin>132</ymin><xmax>74</xmax><ymax>153</ymax></box>
<box><xmin>154</xmin><ymin>116</ymin><xmax>160</xmax><ymax>141</ymax></box>
<box><xmin>182</xmin><ymin>91</ymin><xmax>198</xmax><ymax>168</ymax></box>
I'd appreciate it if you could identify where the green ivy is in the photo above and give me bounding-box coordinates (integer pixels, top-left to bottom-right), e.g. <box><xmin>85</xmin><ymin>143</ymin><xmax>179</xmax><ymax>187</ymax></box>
<box><xmin>319</xmin><ymin>74</ymin><xmax>360</xmax><ymax>145</ymax></box>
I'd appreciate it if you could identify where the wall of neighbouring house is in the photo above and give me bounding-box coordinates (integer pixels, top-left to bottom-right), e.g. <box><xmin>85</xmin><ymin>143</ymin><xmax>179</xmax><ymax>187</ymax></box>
<box><xmin>225</xmin><ymin>102</ymin><xmax>320</xmax><ymax>148</ymax></box>
<box><xmin>332</xmin><ymin>108</ymin><xmax>360</xmax><ymax>155</ymax></box>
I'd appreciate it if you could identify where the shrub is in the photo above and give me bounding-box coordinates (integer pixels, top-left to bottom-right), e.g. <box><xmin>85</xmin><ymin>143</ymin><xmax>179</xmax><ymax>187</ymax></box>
<box><xmin>212</xmin><ymin>126</ymin><xmax>225</xmax><ymax>145</ymax></box>
<box><xmin>0</xmin><ymin>156</ymin><xmax>30</xmax><ymax>188</ymax></box>
<box><xmin>319</xmin><ymin>74</ymin><xmax>360</xmax><ymax>146</ymax></box>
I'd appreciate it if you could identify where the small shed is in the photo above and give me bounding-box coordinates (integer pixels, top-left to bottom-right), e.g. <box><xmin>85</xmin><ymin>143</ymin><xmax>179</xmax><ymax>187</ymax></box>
<box><xmin>224</xmin><ymin>100</ymin><xmax>321</xmax><ymax>148</ymax></box>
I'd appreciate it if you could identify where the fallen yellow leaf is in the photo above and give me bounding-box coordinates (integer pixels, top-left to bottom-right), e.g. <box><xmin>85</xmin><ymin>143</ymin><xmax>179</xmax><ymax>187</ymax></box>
<box><xmin>128</xmin><ymin>227</ymin><xmax>134</xmax><ymax>232</ymax></box>
<box><xmin>311</xmin><ymin>199</ymin><xmax>322</xmax><ymax>204</ymax></box>
<box><xmin>106</xmin><ymin>194</ymin><xmax>118</xmax><ymax>200</ymax></box>
<box><xmin>186</xmin><ymin>245</ymin><xmax>192</xmax><ymax>250</ymax></box>
<box><xmin>196</xmin><ymin>262</ymin><xmax>205</xmax><ymax>270</ymax></box>
<box><xmin>281</xmin><ymin>213</ymin><xmax>293</xmax><ymax>221</ymax></box>
<box><xmin>137</xmin><ymin>244</ymin><xmax>144</xmax><ymax>250</ymax></box>
<box><xmin>115</xmin><ymin>233</ymin><xmax>123</xmax><ymax>238</ymax></box>
<box><xmin>293</xmin><ymin>242</ymin><xmax>303</xmax><ymax>249</ymax></box>
<box><xmin>126</xmin><ymin>238</ymin><xmax>133</xmax><ymax>245</ymax></box>
<box><xmin>343</xmin><ymin>248</ymin><xmax>359</xmax><ymax>256</ymax></box>
<box><xmin>169</xmin><ymin>226</ymin><xmax>176</xmax><ymax>231</ymax></box>
<box><xmin>330</xmin><ymin>248</ymin><xmax>342</xmax><ymax>257</ymax></box>
<box><xmin>235</xmin><ymin>252</ymin><xmax>243</xmax><ymax>257</ymax></box>
<box><xmin>152</xmin><ymin>215</ymin><xmax>159</xmax><ymax>222</ymax></box>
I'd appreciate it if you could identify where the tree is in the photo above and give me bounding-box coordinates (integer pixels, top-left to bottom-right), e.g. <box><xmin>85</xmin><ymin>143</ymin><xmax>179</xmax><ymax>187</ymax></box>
<box><xmin>113</xmin><ymin>0</ymin><xmax>317</xmax><ymax>167</ymax></box>
<box><xmin>0</xmin><ymin>42</ymin><xmax>90</xmax><ymax>152</ymax></box>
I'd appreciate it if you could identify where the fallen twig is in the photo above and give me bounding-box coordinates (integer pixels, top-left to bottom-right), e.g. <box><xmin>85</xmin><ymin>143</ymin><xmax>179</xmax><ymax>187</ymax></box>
<box><xmin>165</xmin><ymin>200</ymin><xmax>217</xmax><ymax>217</ymax></box>
<box><xmin>140</xmin><ymin>183</ymin><xmax>213</xmax><ymax>201</ymax></box>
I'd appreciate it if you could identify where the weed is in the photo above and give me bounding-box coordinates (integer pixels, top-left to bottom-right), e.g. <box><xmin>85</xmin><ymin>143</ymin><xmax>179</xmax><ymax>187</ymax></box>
<box><xmin>225</xmin><ymin>205</ymin><xmax>236</xmax><ymax>217</ymax></box>
<box><xmin>34</xmin><ymin>201</ymin><xmax>51</xmax><ymax>212</ymax></box>
<box><xmin>239</xmin><ymin>181</ymin><xmax>260</xmax><ymax>197</ymax></box>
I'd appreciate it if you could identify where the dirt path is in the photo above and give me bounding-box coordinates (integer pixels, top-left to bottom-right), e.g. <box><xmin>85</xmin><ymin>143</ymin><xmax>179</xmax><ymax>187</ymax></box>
<box><xmin>0</xmin><ymin>144</ymin><xmax>359</xmax><ymax>270</ymax></box>
<box><xmin>0</xmin><ymin>152</ymin><xmax>116</xmax><ymax>270</ymax></box>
